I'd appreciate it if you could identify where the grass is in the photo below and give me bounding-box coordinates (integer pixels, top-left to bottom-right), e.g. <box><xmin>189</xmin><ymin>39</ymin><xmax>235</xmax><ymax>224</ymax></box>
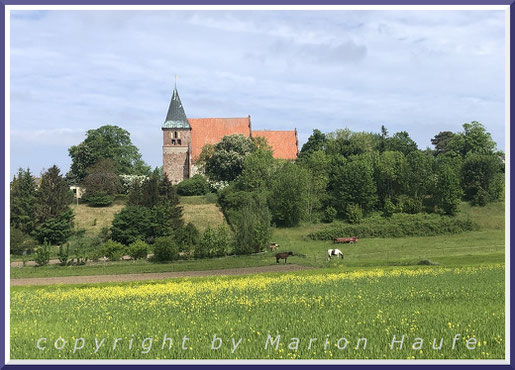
<box><xmin>10</xmin><ymin>264</ymin><xmax>505</xmax><ymax>359</ymax></box>
<box><xmin>182</xmin><ymin>203</ymin><xmax>226</xmax><ymax>231</ymax></box>
<box><xmin>71</xmin><ymin>203</ymin><xmax>125</xmax><ymax>236</ymax></box>
<box><xmin>73</xmin><ymin>195</ymin><xmax>226</xmax><ymax>235</ymax></box>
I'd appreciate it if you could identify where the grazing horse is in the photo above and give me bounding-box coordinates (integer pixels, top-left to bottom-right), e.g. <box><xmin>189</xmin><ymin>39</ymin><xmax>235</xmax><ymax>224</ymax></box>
<box><xmin>268</xmin><ymin>243</ymin><xmax>280</xmax><ymax>251</ymax></box>
<box><xmin>276</xmin><ymin>251</ymin><xmax>293</xmax><ymax>264</ymax></box>
<box><xmin>327</xmin><ymin>248</ymin><xmax>344</xmax><ymax>260</ymax></box>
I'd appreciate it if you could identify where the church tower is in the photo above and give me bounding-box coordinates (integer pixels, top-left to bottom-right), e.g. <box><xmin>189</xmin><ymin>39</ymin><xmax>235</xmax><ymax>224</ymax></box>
<box><xmin>162</xmin><ymin>86</ymin><xmax>192</xmax><ymax>184</ymax></box>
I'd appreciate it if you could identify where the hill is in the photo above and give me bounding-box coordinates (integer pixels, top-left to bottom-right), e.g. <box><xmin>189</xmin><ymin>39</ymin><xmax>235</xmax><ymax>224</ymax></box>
<box><xmin>72</xmin><ymin>195</ymin><xmax>226</xmax><ymax>235</ymax></box>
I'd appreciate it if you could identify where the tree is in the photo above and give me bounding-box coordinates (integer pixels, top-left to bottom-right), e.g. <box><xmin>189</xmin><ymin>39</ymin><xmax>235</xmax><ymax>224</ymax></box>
<box><xmin>237</xmin><ymin>148</ymin><xmax>277</xmax><ymax>191</ymax></box>
<box><xmin>269</xmin><ymin>162</ymin><xmax>310</xmax><ymax>227</ymax></box>
<box><xmin>33</xmin><ymin>209</ymin><xmax>75</xmax><ymax>245</ymax></box>
<box><xmin>113</xmin><ymin>174</ymin><xmax>184</xmax><ymax>244</ymax></box>
<box><xmin>379</xmin><ymin>125</ymin><xmax>389</xmax><ymax>153</ymax></box>
<box><xmin>152</xmin><ymin>236</ymin><xmax>179</xmax><ymax>262</ymax></box>
<box><xmin>325</xmin><ymin>129</ymin><xmax>379</xmax><ymax>157</ymax></box>
<box><xmin>111</xmin><ymin>205</ymin><xmax>153</xmax><ymax>245</ymax></box>
<box><xmin>431</xmin><ymin>131</ymin><xmax>455</xmax><ymax>156</ymax></box>
<box><xmin>10</xmin><ymin>227</ymin><xmax>37</xmax><ymax>255</ymax></box>
<box><xmin>329</xmin><ymin>157</ymin><xmax>377</xmax><ymax>217</ymax></box>
<box><xmin>177</xmin><ymin>174</ymin><xmax>210</xmax><ymax>196</ymax></box>
<box><xmin>298</xmin><ymin>150</ymin><xmax>330</xmax><ymax>221</ymax></box>
<box><xmin>10</xmin><ymin>168</ymin><xmax>37</xmax><ymax>234</ymax></box>
<box><xmin>431</xmin><ymin>162</ymin><xmax>462</xmax><ymax>215</ymax></box>
<box><xmin>129</xmin><ymin>174</ymin><xmax>182</xmax><ymax>218</ymax></box>
<box><xmin>81</xmin><ymin>159</ymin><xmax>122</xmax><ymax>207</ymax></box>
<box><xmin>233</xmin><ymin>193</ymin><xmax>271</xmax><ymax>255</ymax></box>
<box><xmin>33</xmin><ymin>165</ymin><xmax>74</xmax><ymax>245</ymax></box>
<box><xmin>461</xmin><ymin>154</ymin><xmax>503</xmax><ymax>206</ymax></box>
<box><xmin>35</xmin><ymin>165</ymin><xmax>73</xmax><ymax>223</ymax></box>
<box><xmin>405</xmin><ymin>151</ymin><xmax>434</xmax><ymax>201</ymax></box>
<box><xmin>386</xmin><ymin>131</ymin><xmax>418</xmax><ymax>155</ymax></box>
<box><xmin>203</xmin><ymin>134</ymin><xmax>256</xmax><ymax>182</ymax></box>
<box><xmin>447</xmin><ymin>121</ymin><xmax>497</xmax><ymax>157</ymax></box>
<box><xmin>195</xmin><ymin>225</ymin><xmax>231</xmax><ymax>258</ymax></box>
<box><xmin>67</xmin><ymin>125</ymin><xmax>151</xmax><ymax>183</ymax></box>
<box><xmin>375</xmin><ymin>151</ymin><xmax>409</xmax><ymax>203</ymax></box>
<box><xmin>298</xmin><ymin>129</ymin><xmax>327</xmax><ymax>160</ymax></box>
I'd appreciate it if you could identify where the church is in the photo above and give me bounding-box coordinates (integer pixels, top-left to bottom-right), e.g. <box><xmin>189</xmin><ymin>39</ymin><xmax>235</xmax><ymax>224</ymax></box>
<box><xmin>162</xmin><ymin>86</ymin><xmax>299</xmax><ymax>184</ymax></box>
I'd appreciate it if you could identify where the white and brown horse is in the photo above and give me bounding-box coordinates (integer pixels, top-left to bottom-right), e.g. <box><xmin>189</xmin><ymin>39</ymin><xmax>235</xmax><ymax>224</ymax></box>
<box><xmin>327</xmin><ymin>248</ymin><xmax>344</xmax><ymax>260</ymax></box>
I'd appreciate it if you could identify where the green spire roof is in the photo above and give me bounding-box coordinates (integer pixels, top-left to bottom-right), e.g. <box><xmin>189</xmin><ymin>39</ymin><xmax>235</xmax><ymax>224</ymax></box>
<box><xmin>163</xmin><ymin>86</ymin><xmax>191</xmax><ymax>129</ymax></box>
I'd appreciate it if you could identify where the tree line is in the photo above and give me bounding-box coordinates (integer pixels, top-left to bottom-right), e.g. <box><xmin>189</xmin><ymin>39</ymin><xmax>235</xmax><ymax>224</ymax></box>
<box><xmin>10</xmin><ymin>121</ymin><xmax>504</xmax><ymax>260</ymax></box>
<box><xmin>195</xmin><ymin>121</ymin><xmax>503</xmax><ymax>253</ymax></box>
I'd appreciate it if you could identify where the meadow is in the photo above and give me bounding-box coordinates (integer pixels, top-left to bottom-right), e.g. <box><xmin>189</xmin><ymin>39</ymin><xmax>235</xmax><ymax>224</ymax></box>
<box><xmin>9</xmin><ymin>200</ymin><xmax>506</xmax><ymax>360</ymax></box>
<box><xmin>10</xmin><ymin>264</ymin><xmax>504</xmax><ymax>359</ymax></box>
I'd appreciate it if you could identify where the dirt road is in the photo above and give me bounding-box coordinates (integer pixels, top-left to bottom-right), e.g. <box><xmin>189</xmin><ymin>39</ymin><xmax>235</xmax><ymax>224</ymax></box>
<box><xmin>10</xmin><ymin>264</ymin><xmax>311</xmax><ymax>286</ymax></box>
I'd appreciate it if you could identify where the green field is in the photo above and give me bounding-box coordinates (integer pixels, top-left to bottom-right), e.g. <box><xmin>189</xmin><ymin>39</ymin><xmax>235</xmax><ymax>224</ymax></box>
<box><xmin>11</xmin><ymin>264</ymin><xmax>504</xmax><ymax>359</ymax></box>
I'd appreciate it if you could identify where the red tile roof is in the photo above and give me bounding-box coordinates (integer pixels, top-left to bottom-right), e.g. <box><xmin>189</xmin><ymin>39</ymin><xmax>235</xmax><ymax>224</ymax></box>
<box><xmin>187</xmin><ymin>117</ymin><xmax>298</xmax><ymax>161</ymax></box>
<box><xmin>188</xmin><ymin>117</ymin><xmax>251</xmax><ymax>160</ymax></box>
<box><xmin>253</xmin><ymin>130</ymin><xmax>299</xmax><ymax>160</ymax></box>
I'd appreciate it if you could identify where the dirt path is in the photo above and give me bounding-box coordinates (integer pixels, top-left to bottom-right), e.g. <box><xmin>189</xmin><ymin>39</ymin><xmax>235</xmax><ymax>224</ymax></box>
<box><xmin>10</xmin><ymin>264</ymin><xmax>311</xmax><ymax>286</ymax></box>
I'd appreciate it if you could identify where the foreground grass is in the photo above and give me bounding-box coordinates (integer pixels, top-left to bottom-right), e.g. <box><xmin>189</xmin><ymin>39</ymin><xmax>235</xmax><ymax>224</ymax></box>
<box><xmin>11</xmin><ymin>264</ymin><xmax>504</xmax><ymax>359</ymax></box>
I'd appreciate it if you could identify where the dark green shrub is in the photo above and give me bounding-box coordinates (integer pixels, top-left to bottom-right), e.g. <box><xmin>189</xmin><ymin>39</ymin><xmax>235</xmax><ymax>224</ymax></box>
<box><xmin>195</xmin><ymin>225</ymin><xmax>231</xmax><ymax>259</ymax></box>
<box><xmin>269</xmin><ymin>162</ymin><xmax>310</xmax><ymax>227</ymax></box>
<box><xmin>174</xmin><ymin>223</ymin><xmax>200</xmax><ymax>256</ymax></box>
<box><xmin>308</xmin><ymin>213</ymin><xmax>479</xmax><ymax>240</ymax></box>
<box><xmin>33</xmin><ymin>209</ymin><xmax>74</xmax><ymax>245</ymax></box>
<box><xmin>114</xmin><ymin>194</ymin><xmax>128</xmax><ymax>203</ymax></box>
<box><xmin>82</xmin><ymin>191</ymin><xmax>114</xmax><ymax>207</ymax></box>
<box><xmin>58</xmin><ymin>244</ymin><xmax>70</xmax><ymax>266</ymax></box>
<box><xmin>322</xmin><ymin>206</ymin><xmax>337</xmax><ymax>223</ymax></box>
<box><xmin>345</xmin><ymin>204</ymin><xmax>363</xmax><ymax>224</ymax></box>
<box><xmin>462</xmin><ymin>154</ymin><xmax>502</xmax><ymax>205</ymax></box>
<box><xmin>203</xmin><ymin>192</ymin><xmax>218</xmax><ymax>204</ymax></box>
<box><xmin>128</xmin><ymin>240</ymin><xmax>149</xmax><ymax>260</ymax></box>
<box><xmin>215</xmin><ymin>225</ymin><xmax>231</xmax><ymax>257</ymax></box>
<box><xmin>232</xmin><ymin>194</ymin><xmax>271</xmax><ymax>255</ymax></box>
<box><xmin>21</xmin><ymin>238</ymin><xmax>37</xmax><ymax>255</ymax></box>
<box><xmin>101</xmin><ymin>240</ymin><xmax>126</xmax><ymax>261</ymax></box>
<box><xmin>382</xmin><ymin>198</ymin><xmax>397</xmax><ymax>218</ymax></box>
<box><xmin>10</xmin><ymin>227</ymin><xmax>33</xmax><ymax>255</ymax></box>
<box><xmin>398</xmin><ymin>195</ymin><xmax>423</xmax><ymax>214</ymax></box>
<box><xmin>111</xmin><ymin>206</ymin><xmax>152</xmax><ymax>245</ymax></box>
<box><xmin>177</xmin><ymin>175</ymin><xmax>209</xmax><ymax>196</ymax></box>
<box><xmin>472</xmin><ymin>188</ymin><xmax>490</xmax><ymax>207</ymax></box>
<box><xmin>490</xmin><ymin>173</ymin><xmax>505</xmax><ymax>201</ymax></box>
<box><xmin>34</xmin><ymin>241</ymin><xmax>51</xmax><ymax>266</ymax></box>
<box><xmin>70</xmin><ymin>235</ymin><xmax>94</xmax><ymax>265</ymax></box>
<box><xmin>153</xmin><ymin>236</ymin><xmax>179</xmax><ymax>262</ymax></box>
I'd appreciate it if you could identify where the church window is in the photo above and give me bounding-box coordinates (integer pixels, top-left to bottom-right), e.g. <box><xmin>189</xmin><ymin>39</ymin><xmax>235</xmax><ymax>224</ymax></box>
<box><xmin>178</xmin><ymin>139</ymin><xmax>182</xmax><ymax>145</ymax></box>
<box><xmin>171</xmin><ymin>139</ymin><xmax>176</xmax><ymax>145</ymax></box>
<box><xmin>174</xmin><ymin>132</ymin><xmax>178</xmax><ymax>138</ymax></box>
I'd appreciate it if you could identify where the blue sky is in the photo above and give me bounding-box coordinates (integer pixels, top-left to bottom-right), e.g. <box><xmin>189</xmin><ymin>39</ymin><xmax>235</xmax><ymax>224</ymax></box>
<box><xmin>10</xmin><ymin>9</ymin><xmax>506</xmax><ymax>178</ymax></box>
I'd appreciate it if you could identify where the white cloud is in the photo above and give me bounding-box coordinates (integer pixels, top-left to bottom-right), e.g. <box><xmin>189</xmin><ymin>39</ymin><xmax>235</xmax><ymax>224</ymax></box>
<box><xmin>9</xmin><ymin>9</ymin><xmax>506</xmax><ymax>177</ymax></box>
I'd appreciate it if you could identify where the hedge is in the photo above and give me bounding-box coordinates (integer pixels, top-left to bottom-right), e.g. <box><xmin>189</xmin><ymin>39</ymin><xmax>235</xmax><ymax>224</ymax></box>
<box><xmin>308</xmin><ymin>213</ymin><xmax>479</xmax><ymax>240</ymax></box>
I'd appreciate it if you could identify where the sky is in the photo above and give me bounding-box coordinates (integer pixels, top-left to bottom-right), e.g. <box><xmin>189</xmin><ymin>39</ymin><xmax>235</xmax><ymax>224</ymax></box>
<box><xmin>9</xmin><ymin>9</ymin><xmax>506</xmax><ymax>178</ymax></box>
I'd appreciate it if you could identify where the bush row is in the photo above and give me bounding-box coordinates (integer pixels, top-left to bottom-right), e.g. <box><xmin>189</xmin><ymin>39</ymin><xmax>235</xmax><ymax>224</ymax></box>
<box><xmin>308</xmin><ymin>213</ymin><xmax>480</xmax><ymax>240</ymax></box>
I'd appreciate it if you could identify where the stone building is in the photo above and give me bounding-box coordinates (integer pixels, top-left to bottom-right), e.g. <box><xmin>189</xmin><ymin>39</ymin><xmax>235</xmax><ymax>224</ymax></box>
<box><xmin>162</xmin><ymin>86</ymin><xmax>299</xmax><ymax>184</ymax></box>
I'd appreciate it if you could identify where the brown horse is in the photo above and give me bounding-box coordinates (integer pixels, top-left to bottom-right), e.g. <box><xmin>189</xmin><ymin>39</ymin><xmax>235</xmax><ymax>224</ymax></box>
<box><xmin>276</xmin><ymin>251</ymin><xmax>293</xmax><ymax>264</ymax></box>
